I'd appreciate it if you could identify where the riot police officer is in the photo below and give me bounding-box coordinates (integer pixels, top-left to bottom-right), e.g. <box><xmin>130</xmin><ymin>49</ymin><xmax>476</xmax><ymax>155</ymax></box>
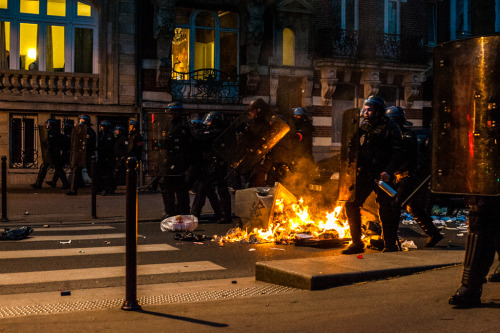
<box><xmin>127</xmin><ymin>120</ymin><xmax>143</xmax><ymax>161</ymax></box>
<box><xmin>67</xmin><ymin>115</ymin><xmax>96</xmax><ymax>195</ymax></box>
<box><xmin>47</xmin><ymin>119</ymin><xmax>72</xmax><ymax>189</ymax></box>
<box><xmin>32</xmin><ymin>119</ymin><xmax>69</xmax><ymax>189</ymax></box>
<box><xmin>342</xmin><ymin>96</ymin><xmax>403</xmax><ymax>254</ymax></box>
<box><xmin>158</xmin><ymin>102</ymin><xmax>193</xmax><ymax>218</ymax></box>
<box><xmin>96</xmin><ymin>120</ymin><xmax>115</xmax><ymax>195</ymax></box>
<box><xmin>112</xmin><ymin>125</ymin><xmax>128</xmax><ymax>190</ymax></box>
<box><xmin>385</xmin><ymin>106</ymin><xmax>443</xmax><ymax>247</ymax></box>
<box><xmin>191</xmin><ymin>111</ymin><xmax>232</xmax><ymax>223</ymax></box>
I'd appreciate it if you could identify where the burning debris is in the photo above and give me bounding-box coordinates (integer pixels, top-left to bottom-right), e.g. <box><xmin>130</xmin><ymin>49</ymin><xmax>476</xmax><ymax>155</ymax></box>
<box><xmin>217</xmin><ymin>195</ymin><xmax>350</xmax><ymax>245</ymax></box>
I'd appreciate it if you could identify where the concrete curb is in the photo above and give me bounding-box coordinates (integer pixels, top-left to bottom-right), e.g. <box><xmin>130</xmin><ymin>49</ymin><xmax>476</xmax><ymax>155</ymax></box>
<box><xmin>256</xmin><ymin>250</ymin><xmax>465</xmax><ymax>290</ymax></box>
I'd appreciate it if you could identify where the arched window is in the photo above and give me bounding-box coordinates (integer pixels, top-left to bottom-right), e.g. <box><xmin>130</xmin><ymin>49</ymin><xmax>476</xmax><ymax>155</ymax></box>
<box><xmin>172</xmin><ymin>8</ymin><xmax>238</xmax><ymax>79</ymax></box>
<box><xmin>0</xmin><ymin>0</ymin><xmax>98</xmax><ymax>73</ymax></box>
<box><xmin>282</xmin><ymin>28</ymin><xmax>294</xmax><ymax>66</ymax></box>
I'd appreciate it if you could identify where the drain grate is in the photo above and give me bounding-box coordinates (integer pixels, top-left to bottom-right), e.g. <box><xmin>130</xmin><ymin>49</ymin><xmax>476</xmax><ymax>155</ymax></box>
<box><xmin>0</xmin><ymin>285</ymin><xmax>300</xmax><ymax>318</ymax></box>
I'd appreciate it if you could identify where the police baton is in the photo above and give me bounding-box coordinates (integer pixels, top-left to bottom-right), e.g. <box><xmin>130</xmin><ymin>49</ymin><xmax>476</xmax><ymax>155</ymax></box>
<box><xmin>399</xmin><ymin>175</ymin><xmax>431</xmax><ymax>208</ymax></box>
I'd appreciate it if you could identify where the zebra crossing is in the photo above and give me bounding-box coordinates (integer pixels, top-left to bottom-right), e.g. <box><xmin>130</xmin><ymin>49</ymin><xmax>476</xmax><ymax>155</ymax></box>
<box><xmin>0</xmin><ymin>224</ymin><xmax>226</xmax><ymax>289</ymax></box>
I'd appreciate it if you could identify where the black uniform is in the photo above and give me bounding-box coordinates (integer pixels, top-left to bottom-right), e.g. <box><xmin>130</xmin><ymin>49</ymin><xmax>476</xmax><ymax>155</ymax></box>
<box><xmin>33</xmin><ymin>125</ymin><xmax>69</xmax><ymax>189</ymax></box>
<box><xmin>393</xmin><ymin>126</ymin><xmax>442</xmax><ymax>246</ymax></box>
<box><xmin>158</xmin><ymin>120</ymin><xmax>193</xmax><ymax>217</ymax></box>
<box><xmin>97</xmin><ymin>127</ymin><xmax>115</xmax><ymax>195</ymax></box>
<box><xmin>344</xmin><ymin>116</ymin><xmax>402</xmax><ymax>252</ymax></box>
<box><xmin>127</xmin><ymin>130</ymin><xmax>143</xmax><ymax>161</ymax></box>
<box><xmin>190</xmin><ymin>119</ymin><xmax>232</xmax><ymax>223</ymax></box>
<box><xmin>289</xmin><ymin>115</ymin><xmax>315</xmax><ymax>193</ymax></box>
<box><xmin>113</xmin><ymin>131</ymin><xmax>128</xmax><ymax>189</ymax></box>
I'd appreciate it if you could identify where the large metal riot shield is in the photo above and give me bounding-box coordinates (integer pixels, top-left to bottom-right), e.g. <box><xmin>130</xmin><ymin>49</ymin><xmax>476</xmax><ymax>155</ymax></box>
<box><xmin>432</xmin><ymin>35</ymin><xmax>500</xmax><ymax>196</ymax></box>
<box><xmin>338</xmin><ymin>108</ymin><xmax>360</xmax><ymax>202</ymax></box>
<box><xmin>38</xmin><ymin>126</ymin><xmax>52</xmax><ymax>164</ymax></box>
<box><xmin>69</xmin><ymin>124</ymin><xmax>88</xmax><ymax>168</ymax></box>
<box><xmin>212</xmin><ymin>108</ymin><xmax>290</xmax><ymax>175</ymax></box>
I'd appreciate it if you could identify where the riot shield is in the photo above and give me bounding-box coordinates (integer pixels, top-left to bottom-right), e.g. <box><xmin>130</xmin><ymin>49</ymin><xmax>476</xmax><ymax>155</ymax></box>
<box><xmin>69</xmin><ymin>124</ymin><xmax>88</xmax><ymax>168</ymax></box>
<box><xmin>212</xmin><ymin>109</ymin><xmax>290</xmax><ymax>175</ymax></box>
<box><xmin>432</xmin><ymin>36</ymin><xmax>500</xmax><ymax>196</ymax></box>
<box><xmin>338</xmin><ymin>108</ymin><xmax>360</xmax><ymax>202</ymax></box>
<box><xmin>38</xmin><ymin>126</ymin><xmax>52</xmax><ymax>164</ymax></box>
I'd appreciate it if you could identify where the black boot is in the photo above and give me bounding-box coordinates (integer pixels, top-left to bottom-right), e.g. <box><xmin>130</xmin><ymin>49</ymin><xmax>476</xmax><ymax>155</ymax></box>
<box><xmin>408</xmin><ymin>205</ymin><xmax>443</xmax><ymax>247</ymax></box>
<box><xmin>449</xmin><ymin>285</ymin><xmax>482</xmax><ymax>307</ymax></box>
<box><xmin>342</xmin><ymin>242</ymin><xmax>365</xmax><ymax>254</ymax></box>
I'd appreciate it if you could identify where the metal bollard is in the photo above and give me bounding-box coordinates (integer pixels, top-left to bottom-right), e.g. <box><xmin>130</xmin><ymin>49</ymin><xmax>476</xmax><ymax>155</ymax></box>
<box><xmin>1</xmin><ymin>156</ymin><xmax>8</xmax><ymax>222</ymax></box>
<box><xmin>121</xmin><ymin>157</ymin><xmax>141</xmax><ymax>311</ymax></box>
<box><xmin>91</xmin><ymin>156</ymin><xmax>97</xmax><ymax>219</ymax></box>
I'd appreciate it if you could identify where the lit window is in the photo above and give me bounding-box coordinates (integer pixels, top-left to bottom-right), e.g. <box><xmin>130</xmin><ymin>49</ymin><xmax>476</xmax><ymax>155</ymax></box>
<box><xmin>283</xmin><ymin>28</ymin><xmax>294</xmax><ymax>66</ymax></box>
<box><xmin>77</xmin><ymin>1</ymin><xmax>91</xmax><ymax>16</ymax></box>
<box><xmin>20</xmin><ymin>0</ymin><xmax>39</xmax><ymax>14</ymax></box>
<box><xmin>47</xmin><ymin>0</ymin><xmax>66</xmax><ymax>17</ymax></box>
<box><xmin>0</xmin><ymin>0</ymin><xmax>7</xmax><ymax>9</ymax></box>
<box><xmin>0</xmin><ymin>21</ymin><xmax>9</xmax><ymax>69</ymax></box>
<box><xmin>47</xmin><ymin>25</ymin><xmax>64</xmax><ymax>71</ymax></box>
<box><xmin>2</xmin><ymin>0</ymin><xmax>98</xmax><ymax>73</ymax></box>
<box><xmin>20</xmin><ymin>23</ymin><xmax>39</xmax><ymax>70</ymax></box>
<box><xmin>171</xmin><ymin>9</ymin><xmax>239</xmax><ymax>79</ymax></box>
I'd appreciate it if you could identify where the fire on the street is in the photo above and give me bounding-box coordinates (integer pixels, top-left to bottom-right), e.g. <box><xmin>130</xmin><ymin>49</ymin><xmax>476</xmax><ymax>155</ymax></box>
<box><xmin>217</xmin><ymin>198</ymin><xmax>350</xmax><ymax>244</ymax></box>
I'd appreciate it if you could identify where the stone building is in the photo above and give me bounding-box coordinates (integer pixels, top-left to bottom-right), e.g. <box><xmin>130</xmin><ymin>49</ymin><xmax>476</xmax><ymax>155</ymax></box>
<box><xmin>0</xmin><ymin>0</ymin><xmax>138</xmax><ymax>186</ymax></box>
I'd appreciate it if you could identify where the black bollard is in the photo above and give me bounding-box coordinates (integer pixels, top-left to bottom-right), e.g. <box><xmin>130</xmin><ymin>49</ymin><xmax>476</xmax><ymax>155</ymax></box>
<box><xmin>91</xmin><ymin>156</ymin><xmax>97</xmax><ymax>219</ymax></box>
<box><xmin>1</xmin><ymin>156</ymin><xmax>8</xmax><ymax>222</ymax></box>
<box><xmin>121</xmin><ymin>157</ymin><xmax>141</xmax><ymax>311</ymax></box>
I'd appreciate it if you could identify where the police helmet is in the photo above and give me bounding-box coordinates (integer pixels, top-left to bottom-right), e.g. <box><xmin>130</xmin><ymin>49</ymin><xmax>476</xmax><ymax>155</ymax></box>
<box><xmin>100</xmin><ymin>120</ymin><xmax>112</xmax><ymax>128</ymax></box>
<box><xmin>386</xmin><ymin>106</ymin><xmax>412</xmax><ymax>126</ymax></box>
<box><xmin>45</xmin><ymin>119</ymin><xmax>57</xmax><ymax>126</ymax></box>
<box><xmin>202</xmin><ymin>111</ymin><xmax>222</xmax><ymax>126</ymax></box>
<box><xmin>166</xmin><ymin>101</ymin><xmax>184</xmax><ymax>113</ymax></box>
<box><xmin>364</xmin><ymin>95</ymin><xmax>386</xmax><ymax>115</ymax></box>
<box><xmin>248</xmin><ymin>98</ymin><xmax>268</xmax><ymax>111</ymax></box>
<box><xmin>79</xmin><ymin>114</ymin><xmax>91</xmax><ymax>124</ymax></box>
<box><xmin>113</xmin><ymin>125</ymin><xmax>126</xmax><ymax>135</ymax></box>
<box><xmin>292</xmin><ymin>107</ymin><xmax>307</xmax><ymax>117</ymax></box>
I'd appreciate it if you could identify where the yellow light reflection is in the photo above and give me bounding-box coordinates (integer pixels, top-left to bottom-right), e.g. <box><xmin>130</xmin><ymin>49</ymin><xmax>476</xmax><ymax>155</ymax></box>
<box><xmin>20</xmin><ymin>23</ymin><xmax>38</xmax><ymax>70</ymax></box>
<box><xmin>77</xmin><ymin>2</ymin><xmax>91</xmax><ymax>16</ymax></box>
<box><xmin>20</xmin><ymin>0</ymin><xmax>40</xmax><ymax>15</ymax></box>
<box><xmin>47</xmin><ymin>0</ymin><xmax>66</xmax><ymax>17</ymax></box>
<box><xmin>27</xmin><ymin>48</ymin><xmax>36</xmax><ymax>59</ymax></box>
<box><xmin>0</xmin><ymin>0</ymin><xmax>7</xmax><ymax>9</ymax></box>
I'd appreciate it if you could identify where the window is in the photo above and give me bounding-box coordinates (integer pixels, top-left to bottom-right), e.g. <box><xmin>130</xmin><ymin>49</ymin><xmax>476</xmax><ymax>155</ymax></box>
<box><xmin>426</xmin><ymin>3</ymin><xmax>437</xmax><ymax>46</ymax></box>
<box><xmin>282</xmin><ymin>28</ymin><xmax>294</xmax><ymax>66</ymax></box>
<box><xmin>341</xmin><ymin>0</ymin><xmax>358</xmax><ymax>30</ymax></box>
<box><xmin>385</xmin><ymin>0</ymin><xmax>404</xmax><ymax>35</ymax></box>
<box><xmin>171</xmin><ymin>8</ymin><xmax>239</xmax><ymax>79</ymax></box>
<box><xmin>497</xmin><ymin>0</ymin><xmax>500</xmax><ymax>32</ymax></box>
<box><xmin>10</xmin><ymin>114</ymin><xmax>38</xmax><ymax>168</ymax></box>
<box><xmin>450</xmin><ymin>0</ymin><xmax>471</xmax><ymax>39</ymax></box>
<box><xmin>0</xmin><ymin>0</ymin><xmax>98</xmax><ymax>73</ymax></box>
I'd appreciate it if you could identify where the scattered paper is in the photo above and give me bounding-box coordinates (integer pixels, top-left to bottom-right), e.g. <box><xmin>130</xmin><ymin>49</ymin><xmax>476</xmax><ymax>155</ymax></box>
<box><xmin>270</xmin><ymin>248</ymin><xmax>285</xmax><ymax>251</ymax></box>
<box><xmin>60</xmin><ymin>240</ymin><xmax>71</xmax><ymax>244</ymax></box>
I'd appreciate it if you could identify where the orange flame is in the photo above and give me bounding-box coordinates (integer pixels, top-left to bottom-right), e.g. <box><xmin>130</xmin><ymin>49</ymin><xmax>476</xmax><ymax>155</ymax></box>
<box><xmin>218</xmin><ymin>198</ymin><xmax>350</xmax><ymax>244</ymax></box>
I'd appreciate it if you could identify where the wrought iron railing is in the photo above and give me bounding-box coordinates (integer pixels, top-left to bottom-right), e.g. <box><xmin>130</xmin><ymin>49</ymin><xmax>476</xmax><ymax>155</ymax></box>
<box><xmin>170</xmin><ymin>68</ymin><xmax>240</xmax><ymax>104</ymax></box>
<box><xmin>329</xmin><ymin>29</ymin><xmax>427</xmax><ymax>64</ymax></box>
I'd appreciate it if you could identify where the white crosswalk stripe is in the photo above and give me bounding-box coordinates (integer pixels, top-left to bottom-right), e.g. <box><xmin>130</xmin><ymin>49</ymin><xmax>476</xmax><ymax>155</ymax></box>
<box><xmin>0</xmin><ymin>244</ymin><xmax>178</xmax><ymax>259</ymax></box>
<box><xmin>0</xmin><ymin>225</ymin><xmax>226</xmax><ymax>288</ymax></box>
<box><xmin>0</xmin><ymin>262</ymin><xmax>226</xmax><ymax>286</ymax></box>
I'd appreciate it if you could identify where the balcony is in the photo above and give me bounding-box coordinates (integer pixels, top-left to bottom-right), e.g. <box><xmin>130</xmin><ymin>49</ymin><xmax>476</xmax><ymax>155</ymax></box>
<box><xmin>0</xmin><ymin>70</ymin><xmax>99</xmax><ymax>103</ymax></box>
<box><xmin>327</xmin><ymin>29</ymin><xmax>427</xmax><ymax>64</ymax></box>
<box><xmin>170</xmin><ymin>68</ymin><xmax>240</xmax><ymax>104</ymax></box>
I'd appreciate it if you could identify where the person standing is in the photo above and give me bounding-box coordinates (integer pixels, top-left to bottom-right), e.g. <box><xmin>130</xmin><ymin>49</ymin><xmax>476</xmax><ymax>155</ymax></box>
<box><xmin>66</xmin><ymin>115</ymin><xmax>96</xmax><ymax>195</ymax></box>
<box><xmin>127</xmin><ymin>120</ymin><xmax>143</xmax><ymax>162</ymax></box>
<box><xmin>385</xmin><ymin>106</ymin><xmax>443</xmax><ymax>247</ymax></box>
<box><xmin>96</xmin><ymin>120</ymin><xmax>115</xmax><ymax>195</ymax></box>
<box><xmin>112</xmin><ymin>125</ymin><xmax>128</xmax><ymax>190</ymax></box>
<box><xmin>31</xmin><ymin>119</ymin><xmax>69</xmax><ymax>189</ymax></box>
<box><xmin>191</xmin><ymin>111</ymin><xmax>232</xmax><ymax>223</ymax></box>
<box><xmin>342</xmin><ymin>95</ymin><xmax>402</xmax><ymax>254</ymax></box>
<box><xmin>158</xmin><ymin>102</ymin><xmax>193</xmax><ymax>218</ymax></box>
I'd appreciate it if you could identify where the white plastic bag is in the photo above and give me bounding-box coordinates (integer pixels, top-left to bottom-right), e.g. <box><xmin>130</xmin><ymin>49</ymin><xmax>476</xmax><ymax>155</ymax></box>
<box><xmin>160</xmin><ymin>215</ymin><xmax>198</xmax><ymax>232</ymax></box>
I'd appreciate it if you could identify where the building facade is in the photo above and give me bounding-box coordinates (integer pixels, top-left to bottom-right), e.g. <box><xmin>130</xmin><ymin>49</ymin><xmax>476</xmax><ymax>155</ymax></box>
<box><xmin>2</xmin><ymin>0</ymin><xmax>500</xmax><ymax>186</ymax></box>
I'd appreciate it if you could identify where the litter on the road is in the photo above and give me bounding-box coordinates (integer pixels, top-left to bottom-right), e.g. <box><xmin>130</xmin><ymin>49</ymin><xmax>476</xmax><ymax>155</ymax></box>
<box><xmin>249</xmin><ymin>248</ymin><xmax>256</xmax><ymax>251</ymax></box>
<box><xmin>161</xmin><ymin>215</ymin><xmax>198</xmax><ymax>232</ymax></box>
<box><xmin>60</xmin><ymin>240</ymin><xmax>71</xmax><ymax>244</ymax></box>
<box><xmin>270</xmin><ymin>248</ymin><xmax>285</xmax><ymax>251</ymax></box>
<box><xmin>400</xmin><ymin>240</ymin><xmax>418</xmax><ymax>251</ymax></box>
<box><xmin>60</xmin><ymin>290</ymin><xmax>71</xmax><ymax>296</ymax></box>
<box><xmin>0</xmin><ymin>226</ymin><xmax>33</xmax><ymax>240</ymax></box>
<box><xmin>174</xmin><ymin>231</ymin><xmax>214</xmax><ymax>242</ymax></box>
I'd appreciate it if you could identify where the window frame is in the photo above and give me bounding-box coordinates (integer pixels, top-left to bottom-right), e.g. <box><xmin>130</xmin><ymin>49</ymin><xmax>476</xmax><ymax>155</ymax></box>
<box><xmin>450</xmin><ymin>0</ymin><xmax>471</xmax><ymax>40</ymax></box>
<box><xmin>0</xmin><ymin>0</ymin><xmax>98</xmax><ymax>73</ymax></box>
<box><xmin>340</xmin><ymin>0</ymin><xmax>358</xmax><ymax>31</ymax></box>
<box><xmin>174</xmin><ymin>8</ymin><xmax>239</xmax><ymax>75</ymax></box>
<box><xmin>9</xmin><ymin>113</ymin><xmax>39</xmax><ymax>169</ymax></box>
<box><xmin>384</xmin><ymin>0</ymin><xmax>406</xmax><ymax>35</ymax></box>
<box><xmin>426</xmin><ymin>2</ymin><xmax>437</xmax><ymax>46</ymax></box>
